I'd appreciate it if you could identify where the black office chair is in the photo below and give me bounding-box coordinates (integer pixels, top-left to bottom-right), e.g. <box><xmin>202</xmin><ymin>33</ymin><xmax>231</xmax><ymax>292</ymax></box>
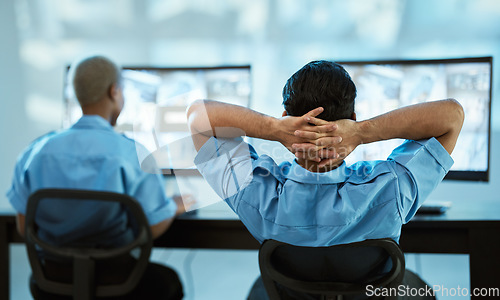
<box><xmin>258</xmin><ymin>238</ymin><xmax>405</xmax><ymax>300</ymax></box>
<box><xmin>25</xmin><ymin>188</ymin><xmax>153</xmax><ymax>300</ymax></box>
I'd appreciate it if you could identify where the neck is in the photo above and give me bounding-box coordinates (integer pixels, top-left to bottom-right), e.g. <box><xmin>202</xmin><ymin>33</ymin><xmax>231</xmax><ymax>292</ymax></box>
<box><xmin>296</xmin><ymin>158</ymin><xmax>344</xmax><ymax>173</ymax></box>
<box><xmin>80</xmin><ymin>101</ymin><xmax>114</xmax><ymax>125</ymax></box>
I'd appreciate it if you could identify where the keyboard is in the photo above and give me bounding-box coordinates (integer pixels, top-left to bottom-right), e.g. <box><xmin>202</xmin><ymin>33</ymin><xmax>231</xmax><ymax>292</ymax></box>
<box><xmin>417</xmin><ymin>201</ymin><xmax>452</xmax><ymax>215</ymax></box>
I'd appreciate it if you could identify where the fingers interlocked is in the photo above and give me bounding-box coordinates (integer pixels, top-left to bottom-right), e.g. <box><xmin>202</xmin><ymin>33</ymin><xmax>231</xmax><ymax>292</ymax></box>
<box><xmin>289</xmin><ymin>108</ymin><xmax>344</xmax><ymax>164</ymax></box>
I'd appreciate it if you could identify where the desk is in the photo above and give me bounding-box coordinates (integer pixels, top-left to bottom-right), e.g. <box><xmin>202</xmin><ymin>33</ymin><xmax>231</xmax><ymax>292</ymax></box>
<box><xmin>2</xmin><ymin>199</ymin><xmax>500</xmax><ymax>300</ymax></box>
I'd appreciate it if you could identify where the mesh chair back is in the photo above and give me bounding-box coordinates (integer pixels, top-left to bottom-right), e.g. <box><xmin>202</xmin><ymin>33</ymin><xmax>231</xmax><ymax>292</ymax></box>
<box><xmin>259</xmin><ymin>238</ymin><xmax>405</xmax><ymax>300</ymax></box>
<box><xmin>25</xmin><ymin>189</ymin><xmax>153</xmax><ymax>300</ymax></box>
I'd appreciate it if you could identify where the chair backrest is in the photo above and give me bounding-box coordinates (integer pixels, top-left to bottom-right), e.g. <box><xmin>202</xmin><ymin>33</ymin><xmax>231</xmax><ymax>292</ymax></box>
<box><xmin>25</xmin><ymin>188</ymin><xmax>153</xmax><ymax>300</ymax></box>
<box><xmin>258</xmin><ymin>238</ymin><xmax>405</xmax><ymax>300</ymax></box>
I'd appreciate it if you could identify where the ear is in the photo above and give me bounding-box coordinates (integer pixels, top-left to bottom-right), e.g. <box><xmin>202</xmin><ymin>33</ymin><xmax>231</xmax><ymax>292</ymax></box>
<box><xmin>108</xmin><ymin>83</ymin><xmax>119</xmax><ymax>102</ymax></box>
<box><xmin>351</xmin><ymin>112</ymin><xmax>356</xmax><ymax>121</ymax></box>
<box><xmin>282</xmin><ymin>110</ymin><xmax>288</xmax><ymax>117</ymax></box>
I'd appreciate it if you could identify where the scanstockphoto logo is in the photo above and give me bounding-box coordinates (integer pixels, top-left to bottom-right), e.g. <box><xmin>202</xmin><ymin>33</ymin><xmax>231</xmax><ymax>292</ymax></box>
<box><xmin>130</xmin><ymin>101</ymin><xmax>372</xmax><ymax>212</ymax></box>
<box><xmin>133</xmin><ymin>121</ymin><xmax>255</xmax><ymax>212</ymax></box>
<box><xmin>366</xmin><ymin>285</ymin><xmax>500</xmax><ymax>298</ymax></box>
<box><xmin>133</xmin><ymin>123</ymin><xmax>375</xmax><ymax>213</ymax></box>
<box><xmin>134</xmin><ymin>132</ymin><xmax>229</xmax><ymax>212</ymax></box>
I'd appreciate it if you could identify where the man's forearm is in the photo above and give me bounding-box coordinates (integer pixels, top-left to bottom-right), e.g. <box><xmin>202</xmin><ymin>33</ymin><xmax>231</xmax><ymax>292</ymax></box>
<box><xmin>188</xmin><ymin>100</ymin><xmax>339</xmax><ymax>153</ymax></box>
<box><xmin>187</xmin><ymin>100</ymin><xmax>286</xmax><ymax>151</ymax></box>
<box><xmin>358</xmin><ymin>99</ymin><xmax>464</xmax><ymax>154</ymax></box>
<box><xmin>187</xmin><ymin>100</ymin><xmax>278</xmax><ymax>139</ymax></box>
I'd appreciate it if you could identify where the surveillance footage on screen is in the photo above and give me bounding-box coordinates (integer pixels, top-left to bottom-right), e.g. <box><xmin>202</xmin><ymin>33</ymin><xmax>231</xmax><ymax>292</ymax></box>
<box><xmin>343</xmin><ymin>61</ymin><xmax>490</xmax><ymax>172</ymax></box>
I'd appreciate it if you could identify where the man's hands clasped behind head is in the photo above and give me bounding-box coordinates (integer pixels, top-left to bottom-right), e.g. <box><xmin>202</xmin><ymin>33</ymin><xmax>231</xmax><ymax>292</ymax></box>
<box><xmin>274</xmin><ymin>107</ymin><xmax>339</xmax><ymax>154</ymax></box>
<box><xmin>276</xmin><ymin>107</ymin><xmax>360</xmax><ymax>169</ymax></box>
<box><xmin>294</xmin><ymin>117</ymin><xmax>362</xmax><ymax>168</ymax></box>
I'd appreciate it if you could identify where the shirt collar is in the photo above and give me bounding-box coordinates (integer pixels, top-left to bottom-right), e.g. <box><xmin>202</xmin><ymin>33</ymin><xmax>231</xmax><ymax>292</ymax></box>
<box><xmin>286</xmin><ymin>160</ymin><xmax>350</xmax><ymax>184</ymax></box>
<box><xmin>72</xmin><ymin>115</ymin><xmax>114</xmax><ymax>131</ymax></box>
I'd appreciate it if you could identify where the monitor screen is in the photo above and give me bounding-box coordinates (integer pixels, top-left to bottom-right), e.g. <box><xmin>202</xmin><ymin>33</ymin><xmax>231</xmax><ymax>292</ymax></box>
<box><xmin>338</xmin><ymin>57</ymin><xmax>492</xmax><ymax>181</ymax></box>
<box><xmin>63</xmin><ymin>65</ymin><xmax>252</xmax><ymax>170</ymax></box>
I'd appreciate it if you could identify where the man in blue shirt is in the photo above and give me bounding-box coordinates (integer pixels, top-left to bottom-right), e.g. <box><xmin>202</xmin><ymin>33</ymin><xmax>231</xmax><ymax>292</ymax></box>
<box><xmin>7</xmin><ymin>56</ymin><xmax>187</xmax><ymax>299</ymax></box>
<box><xmin>187</xmin><ymin>61</ymin><xmax>463</xmax><ymax>299</ymax></box>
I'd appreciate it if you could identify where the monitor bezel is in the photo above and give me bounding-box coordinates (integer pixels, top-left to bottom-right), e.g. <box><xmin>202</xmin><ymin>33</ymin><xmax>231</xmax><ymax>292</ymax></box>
<box><xmin>64</xmin><ymin>64</ymin><xmax>252</xmax><ymax>105</ymax></box>
<box><xmin>63</xmin><ymin>64</ymin><xmax>253</xmax><ymax>124</ymax></box>
<box><xmin>336</xmin><ymin>56</ymin><xmax>493</xmax><ymax>182</ymax></box>
<box><xmin>118</xmin><ymin>64</ymin><xmax>253</xmax><ymax>113</ymax></box>
<box><xmin>63</xmin><ymin>64</ymin><xmax>253</xmax><ymax>174</ymax></box>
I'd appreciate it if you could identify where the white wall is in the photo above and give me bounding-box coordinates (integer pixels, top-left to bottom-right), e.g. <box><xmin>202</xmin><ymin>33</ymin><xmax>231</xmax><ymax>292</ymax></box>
<box><xmin>1</xmin><ymin>0</ymin><xmax>500</xmax><ymax>203</ymax></box>
<box><xmin>0</xmin><ymin>0</ymin><xmax>31</xmax><ymax>206</ymax></box>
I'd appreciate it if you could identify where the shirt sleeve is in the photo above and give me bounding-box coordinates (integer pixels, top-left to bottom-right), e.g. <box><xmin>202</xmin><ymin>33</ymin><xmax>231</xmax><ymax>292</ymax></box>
<box><xmin>128</xmin><ymin>171</ymin><xmax>177</xmax><ymax>225</ymax></box>
<box><xmin>125</xmin><ymin>141</ymin><xmax>177</xmax><ymax>225</ymax></box>
<box><xmin>194</xmin><ymin>137</ymin><xmax>255</xmax><ymax>211</ymax></box>
<box><xmin>388</xmin><ymin>138</ymin><xmax>454</xmax><ymax>223</ymax></box>
<box><xmin>6</xmin><ymin>149</ymin><xmax>33</xmax><ymax>215</ymax></box>
<box><xmin>6</xmin><ymin>132</ymin><xmax>58</xmax><ymax>215</ymax></box>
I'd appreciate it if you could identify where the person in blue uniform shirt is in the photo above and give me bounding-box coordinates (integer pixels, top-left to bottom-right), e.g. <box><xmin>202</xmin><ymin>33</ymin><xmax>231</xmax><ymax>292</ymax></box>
<box><xmin>187</xmin><ymin>60</ymin><xmax>464</xmax><ymax>299</ymax></box>
<box><xmin>7</xmin><ymin>55</ymin><xmax>190</xmax><ymax>300</ymax></box>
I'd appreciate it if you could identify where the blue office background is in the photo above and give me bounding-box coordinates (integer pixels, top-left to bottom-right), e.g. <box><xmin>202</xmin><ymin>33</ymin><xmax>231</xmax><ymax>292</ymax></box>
<box><xmin>1</xmin><ymin>0</ymin><xmax>499</xmax><ymax>299</ymax></box>
<box><xmin>2</xmin><ymin>0</ymin><xmax>499</xmax><ymax>206</ymax></box>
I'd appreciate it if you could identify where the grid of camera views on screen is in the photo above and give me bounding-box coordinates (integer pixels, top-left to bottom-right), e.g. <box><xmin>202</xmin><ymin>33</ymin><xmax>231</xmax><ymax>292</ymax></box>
<box><xmin>64</xmin><ymin>67</ymin><xmax>251</xmax><ymax>169</ymax></box>
<box><xmin>341</xmin><ymin>59</ymin><xmax>491</xmax><ymax>174</ymax></box>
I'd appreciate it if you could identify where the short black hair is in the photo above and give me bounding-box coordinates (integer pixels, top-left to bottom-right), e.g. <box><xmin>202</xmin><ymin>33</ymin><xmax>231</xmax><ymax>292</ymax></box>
<box><xmin>69</xmin><ymin>55</ymin><xmax>122</xmax><ymax>106</ymax></box>
<box><xmin>282</xmin><ymin>60</ymin><xmax>356</xmax><ymax>121</ymax></box>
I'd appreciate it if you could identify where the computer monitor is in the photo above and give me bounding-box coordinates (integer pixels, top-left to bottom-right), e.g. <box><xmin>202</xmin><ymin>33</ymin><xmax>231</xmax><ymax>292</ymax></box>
<box><xmin>63</xmin><ymin>65</ymin><xmax>252</xmax><ymax>170</ymax></box>
<box><xmin>338</xmin><ymin>57</ymin><xmax>492</xmax><ymax>181</ymax></box>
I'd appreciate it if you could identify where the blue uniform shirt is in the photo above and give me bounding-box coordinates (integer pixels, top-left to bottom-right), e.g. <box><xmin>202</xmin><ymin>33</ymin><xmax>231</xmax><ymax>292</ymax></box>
<box><xmin>194</xmin><ymin>137</ymin><xmax>453</xmax><ymax>246</ymax></box>
<box><xmin>7</xmin><ymin>115</ymin><xmax>177</xmax><ymax>247</ymax></box>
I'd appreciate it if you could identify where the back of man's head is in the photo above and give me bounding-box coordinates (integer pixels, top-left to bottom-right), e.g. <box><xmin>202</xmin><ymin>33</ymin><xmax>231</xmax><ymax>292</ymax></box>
<box><xmin>282</xmin><ymin>60</ymin><xmax>356</xmax><ymax>121</ymax></box>
<box><xmin>69</xmin><ymin>55</ymin><xmax>121</xmax><ymax>106</ymax></box>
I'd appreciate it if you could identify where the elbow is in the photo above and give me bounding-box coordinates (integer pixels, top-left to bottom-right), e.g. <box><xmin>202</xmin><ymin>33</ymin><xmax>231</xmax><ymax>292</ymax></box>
<box><xmin>186</xmin><ymin>99</ymin><xmax>205</xmax><ymax>119</ymax></box>
<box><xmin>150</xmin><ymin>218</ymin><xmax>173</xmax><ymax>239</ymax></box>
<box><xmin>186</xmin><ymin>99</ymin><xmax>206</xmax><ymax>133</ymax></box>
<box><xmin>16</xmin><ymin>214</ymin><xmax>26</xmax><ymax>238</ymax></box>
<box><xmin>447</xmin><ymin>98</ymin><xmax>465</xmax><ymax>129</ymax></box>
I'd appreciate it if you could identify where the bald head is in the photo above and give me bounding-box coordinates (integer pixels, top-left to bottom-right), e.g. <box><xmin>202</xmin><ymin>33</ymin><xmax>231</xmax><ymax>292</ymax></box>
<box><xmin>69</xmin><ymin>56</ymin><xmax>122</xmax><ymax>106</ymax></box>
